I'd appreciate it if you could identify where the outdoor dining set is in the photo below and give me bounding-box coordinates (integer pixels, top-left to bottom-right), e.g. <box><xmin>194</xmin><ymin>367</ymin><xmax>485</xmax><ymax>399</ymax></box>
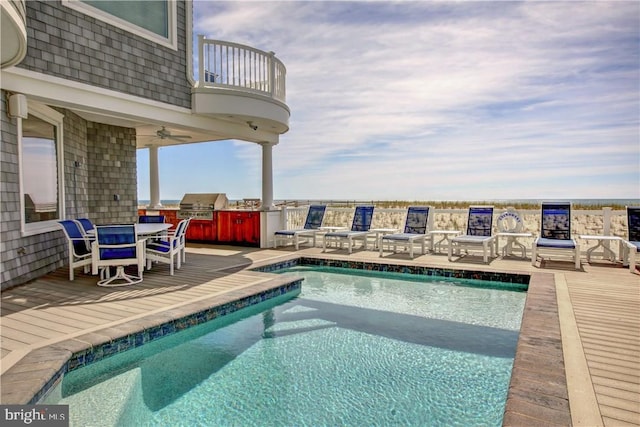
<box><xmin>58</xmin><ymin>215</ymin><xmax>191</xmax><ymax>287</ymax></box>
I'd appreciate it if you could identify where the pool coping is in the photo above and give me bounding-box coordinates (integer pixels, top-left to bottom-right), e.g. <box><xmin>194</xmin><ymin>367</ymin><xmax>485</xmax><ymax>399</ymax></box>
<box><xmin>3</xmin><ymin>255</ymin><xmax>570</xmax><ymax>427</ymax></box>
<box><xmin>1</xmin><ymin>274</ymin><xmax>303</xmax><ymax>405</ymax></box>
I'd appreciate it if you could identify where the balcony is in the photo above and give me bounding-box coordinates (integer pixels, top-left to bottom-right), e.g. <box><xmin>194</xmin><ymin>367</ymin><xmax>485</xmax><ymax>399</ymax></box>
<box><xmin>1</xmin><ymin>0</ymin><xmax>27</xmax><ymax>68</ymax></box>
<box><xmin>192</xmin><ymin>36</ymin><xmax>290</xmax><ymax>135</ymax></box>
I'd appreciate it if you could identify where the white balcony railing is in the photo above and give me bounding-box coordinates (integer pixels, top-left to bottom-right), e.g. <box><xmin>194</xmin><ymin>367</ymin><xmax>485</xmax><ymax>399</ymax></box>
<box><xmin>197</xmin><ymin>36</ymin><xmax>286</xmax><ymax>103</ymax></box>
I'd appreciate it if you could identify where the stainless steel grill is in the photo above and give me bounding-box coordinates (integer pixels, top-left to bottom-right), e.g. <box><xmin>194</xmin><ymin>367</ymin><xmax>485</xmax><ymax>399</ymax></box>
<box><xmin>177</xmin><ymin>193</ymin><xmax>229</xmax><ymax>219</ymax></box>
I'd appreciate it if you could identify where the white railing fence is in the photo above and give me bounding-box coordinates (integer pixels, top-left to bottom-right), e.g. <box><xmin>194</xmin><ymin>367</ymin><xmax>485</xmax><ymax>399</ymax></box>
<box><xmin>197</xmin><ymin>36</ymin><xmax>286</xmax><ymax>103</ymax></box>
<box><xmin>280</xmin><ymin>206</ymin><xmax>629</xmax><ymax>256</ymax></box>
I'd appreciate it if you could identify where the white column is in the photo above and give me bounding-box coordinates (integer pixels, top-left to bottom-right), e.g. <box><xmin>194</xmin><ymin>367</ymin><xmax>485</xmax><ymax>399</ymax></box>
<box><xmin>261</xmin><ymin>142</ymin><xmax>274</xmax><ymax>210</ymax></box>
<box><xmin>148</xmin><ymin>146</ymin><xmax>162</xmax><ymax>209</ymax></box>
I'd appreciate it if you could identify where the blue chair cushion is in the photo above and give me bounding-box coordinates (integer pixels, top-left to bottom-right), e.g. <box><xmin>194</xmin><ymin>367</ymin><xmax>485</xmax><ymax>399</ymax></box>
<box><xmin>100</xmin><ymin>248</ymin><xmax>137</xmax><ymax>260</ymax></box>
<box><xmin>275</xmin><ymin>230</ymin><xmax>297</xmax><ymax>236</ymax></box>
<box><xmin>403</xmin><ymin>207</ymin><xmax>430</xmax><ymax>234</ymax></box>
<box><xmin>351</xmin><ymin>206</ymin><xmax>374</xmax><ymax>232</ymax></box>
<box><xmin>536</xmin><ymin>238</ymin><xmax>576</xmax><ymax>249</ymax></box>
<box><xmin>630</xmin><ymin>241</ymin><xmax>640</xmax><ymax>252</ymax></box>
<box><xmin>139</xmin><ymin>215</ymin><xmax>165</xmax><ymax>224</ymax></box>
<box><xmin>76</xmin><ymin>218</ymin><xmax>94</xmax><ymax>233</ymax></box>
<box><xmin>147</xmin><ymin>242</ymin><xmax>171</xmax><ymax>253</ymax></box>
<box><xmin>59</xmin><ymin>220</ymin><xmax>91</xmax><ymax>256</ymax></box>
<box><xmin>327</xmin><ymin>231</ymin><xmax>352</xmax><ymax>238</ymax></box>
<box><xmin>148</xmin><ymin>239</ymin><xmax>176</xmax><ymax>249</ymax></box>
<box><xmin>384</xmin><ymin>233</ymin><xmax>423</xmax><ymax>241</ymax></box>
<box><xmin>454</xmin><ymin>235</ymin><xmax>492</xmax><ymax>244</ymax></box>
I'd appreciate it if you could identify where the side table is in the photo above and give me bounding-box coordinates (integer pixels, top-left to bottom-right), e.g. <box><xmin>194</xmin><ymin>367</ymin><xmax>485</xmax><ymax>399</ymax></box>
<box><xmin>428</xmin><ymin>230</ymin><xmax>461</xmax><ymax>253</ymax></box>
<box><xmin>579</xmin><ymin>235</ymin><xmax>624</xmax><ymax>263</ymax></box>
<box><xmin>370</xmin><ymin>228</ymin><xmax>399</xmax><ymax>249</ymax></box>
<box><xmin>496</xmin><ymin>232</ymin><xmax>533</xmax><ymax>258</ymax></box>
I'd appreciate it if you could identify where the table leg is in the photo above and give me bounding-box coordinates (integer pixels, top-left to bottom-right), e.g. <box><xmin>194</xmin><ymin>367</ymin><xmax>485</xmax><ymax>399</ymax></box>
<box><xmin>434</xmin><ymin>235</ymin><xmax>448</xmax><ymax>253</ymax></box>
<box><xmin>586</xmin><ymin>240</ymin><xmax>617</xmax><ymax>262</ymax></box>
<box><xmin>501</xmin><ymin>237</ymin><xmax>527</xmax><ymax>258</ymax></box>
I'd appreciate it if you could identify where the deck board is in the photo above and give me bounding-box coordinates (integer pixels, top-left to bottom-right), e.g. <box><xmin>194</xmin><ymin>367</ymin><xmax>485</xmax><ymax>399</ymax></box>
<box><xmin>0</xmin><ymin>243</ymin><xmax>638</xmax><ymax>426</ymax></box>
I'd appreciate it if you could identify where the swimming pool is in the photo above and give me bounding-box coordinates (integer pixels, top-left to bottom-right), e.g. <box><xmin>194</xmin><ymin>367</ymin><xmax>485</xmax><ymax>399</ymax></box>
<box><xmin>43</xmin><ymin>265</ymin><xmax>526</xmax><ymax>426</ymax></box>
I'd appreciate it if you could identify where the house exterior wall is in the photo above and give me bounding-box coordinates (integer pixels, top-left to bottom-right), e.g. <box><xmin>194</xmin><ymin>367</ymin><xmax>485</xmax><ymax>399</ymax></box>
<box><xmin>1</xmin><ymin>91</ymin><xmax>138</xmax><ymax>290</ymax></box>
<box><xmin>1</xmin><ymin>91</ymin><xmax>65</xmax><ymax>289</ymax></box>
<box><xmin>18</xmin><ymin>0</ymin><xmax>191</xmax><ymax>108</ymax></box>
<box><xmin>1</xmin><ymin>0</ymin><xmax>191</xmax><ymax>288</ymax></box>
<box><xmin>85</xmin><ymin>122</ymin><xmax>138</xmax><ymax>225</ymax></box>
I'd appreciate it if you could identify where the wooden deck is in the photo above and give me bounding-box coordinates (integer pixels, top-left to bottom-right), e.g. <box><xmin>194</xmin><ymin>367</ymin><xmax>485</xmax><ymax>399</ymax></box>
<box><xmin>1</xmin><ymin>243</ymin><xmax>638</xmax><ymax>426</ymax></box>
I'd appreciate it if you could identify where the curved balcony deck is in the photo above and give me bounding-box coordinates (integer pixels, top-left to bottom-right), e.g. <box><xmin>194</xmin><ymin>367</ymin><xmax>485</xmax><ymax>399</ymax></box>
<box><xmin>192</xmin><ymin>37</ymin><xmax>290</xmax><ymax>135</ymax></box>
<box><xmin>1</xmin><ymin>0</ymin><xmax>27</xmax><ymax>68</ymax></box>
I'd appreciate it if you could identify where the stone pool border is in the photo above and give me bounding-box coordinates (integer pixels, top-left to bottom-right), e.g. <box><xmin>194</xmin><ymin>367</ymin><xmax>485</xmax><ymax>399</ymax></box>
<box><xmin>252</xmin><ymin>255</ymin><xmax>531</xmax><ymax>286</ymax></box>
<box><xmin>11</xmin><ymin>276</ymin><xmax>302</xmax><ymax>405</ymax></box>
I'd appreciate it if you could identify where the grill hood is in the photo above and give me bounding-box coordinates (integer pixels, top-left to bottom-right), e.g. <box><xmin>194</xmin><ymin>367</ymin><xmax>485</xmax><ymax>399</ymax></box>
<box><xmin>179</xmin><ymin>193</ymin><xmax>229</xmax><ymax>211</ymax></box>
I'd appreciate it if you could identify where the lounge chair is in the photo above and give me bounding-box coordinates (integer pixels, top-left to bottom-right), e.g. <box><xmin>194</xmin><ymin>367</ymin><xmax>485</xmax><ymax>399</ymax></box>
<box><xmin>58</xmin><ymin>220</ymin><xmax>93</xmax><ymax>280</ymax></box>
<box><xmin>274</xmin><ymin>205</ymin><xmax>327</xmax><ymax>249</ymax></box>
<box><xmin>623</xmin><ymin>206</ymin><xmax>640</xmax><ymax>273</ymax></box>
<box><xmin>146</xmin><ymin>219</ymin><xmax>189</xmax><ymax>275</ymax></box>
<box><xmin>379</xmin><ymin>206</ymin><xmax>433</xmax><ymax>258</ymax></box>
<box><xmin>448</xmin><ymin>206</ymin><xmax>496</xmax><ymax>263</ymax></box>
<box><xmin>323</xmin><ymin>206</ymin><xmax>375</xmax><ymax>254</ymax></box>
<box><xmin>91</xmin><ymin>225</ymin><xmax>145</xmax><ymax>286</ymax></box>
<box><xmin>531</xmin><ymin>202</ymin><xmax>580</xmax><ymax>269</ymax></box>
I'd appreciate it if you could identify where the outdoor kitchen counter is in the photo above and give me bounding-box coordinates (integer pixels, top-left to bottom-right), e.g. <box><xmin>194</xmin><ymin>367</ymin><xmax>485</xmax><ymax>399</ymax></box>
<box><xmin>138</xmin><ymin>208</ymin><xmax>261</xmax><ymax>246</ymax></box>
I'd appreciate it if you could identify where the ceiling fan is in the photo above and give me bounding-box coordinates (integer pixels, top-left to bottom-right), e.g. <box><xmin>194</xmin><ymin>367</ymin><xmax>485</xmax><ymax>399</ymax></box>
<box><xmin>139</xmin><ymin>126</ymin><xmax>192</xmax><ymax>141</ymax></box>
<box><xmin>155</xmin><ymin>126</ymin><xmax>192</xmax><ymax>141</ymax></box>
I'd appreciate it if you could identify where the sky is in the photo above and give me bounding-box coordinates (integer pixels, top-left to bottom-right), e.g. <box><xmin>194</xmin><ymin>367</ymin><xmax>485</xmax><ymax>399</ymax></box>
<box><xmin>137</xmin><ymin>1</ymin><xmax>640</xmax><ymax>202</ymax></box>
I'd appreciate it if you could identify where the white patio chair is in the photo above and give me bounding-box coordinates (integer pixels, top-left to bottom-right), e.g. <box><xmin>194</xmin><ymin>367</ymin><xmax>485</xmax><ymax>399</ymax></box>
<box><xmin>274</xmin><ymin>205</ymin><xmax>327</xmax><ymax>249</ymax></box>
<box><xmin>323</xmin><ymin>206</ymin><xmax>375</xmax><ymax>254</ymax></box>
<box><xmin>91</xmin><ymin>225</ymin><xmax>145</xmax><ymax>286</ymax></box>
<box><xmin>379</xmin><ymin>206</ymin><xmax>434</xmax><ymax>258</ymax></box>
<box><xmin>145</xmin><ymin>219</ymin><xmax>189</xmax><ymax>275</ymax></box>
<box><xmin>448</xmin><ymin>206</ymin><xmax>497</xmax><ymax>263</ymax></box>
<box><xmin>531</xmin><ymin>202</ymin><xmax>580</xmax><ymax>269</ymax></box>
<box><xmin>58</xmin><ymin>220</ymin><xmax>93</xmax><ymax>280</ymax></box>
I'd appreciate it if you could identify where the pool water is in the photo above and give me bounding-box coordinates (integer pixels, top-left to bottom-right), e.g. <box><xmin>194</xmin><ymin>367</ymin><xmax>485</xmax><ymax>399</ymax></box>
<box><xmin>43</xmin><ymin>266</ymin><xmax>526</xmax><ymax>426</ymax></box>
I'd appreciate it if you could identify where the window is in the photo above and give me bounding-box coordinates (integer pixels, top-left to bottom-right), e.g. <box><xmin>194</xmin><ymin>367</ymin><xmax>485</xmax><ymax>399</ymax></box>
<box><xmin>19</xmin><ymin>102</ymin><xmax>65</xmax><ymax>235</ymax></box>
<box><xmin>62</xmin><ymin>0</ymin><xmax>177</xmax><ymax>50</ymax></box>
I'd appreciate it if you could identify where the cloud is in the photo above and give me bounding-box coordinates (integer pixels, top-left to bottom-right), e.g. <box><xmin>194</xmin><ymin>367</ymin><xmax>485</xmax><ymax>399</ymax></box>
<box><xmin>187</xmin><ymin>1</ymin><xmax>640</xmax><ymax>200</ymax></box>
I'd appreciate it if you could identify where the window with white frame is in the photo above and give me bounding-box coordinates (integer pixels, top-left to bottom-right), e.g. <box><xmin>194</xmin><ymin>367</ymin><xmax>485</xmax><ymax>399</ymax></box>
<box><xmin>62</xmin><ymin>0</ymin><xmax>177</xmax><ymax>50</ymax></box>
<box><xmin>20</xmin><ymin>102</ymin><xmax>65</xmax><ymax>234</ymax></box>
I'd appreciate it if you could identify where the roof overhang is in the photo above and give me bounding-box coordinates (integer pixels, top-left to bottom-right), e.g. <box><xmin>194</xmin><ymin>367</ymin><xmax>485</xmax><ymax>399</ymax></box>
<box><xmin>1</xmin><ymin>67</ymin><xmax>281</xmax><ymax>147</ymax></box>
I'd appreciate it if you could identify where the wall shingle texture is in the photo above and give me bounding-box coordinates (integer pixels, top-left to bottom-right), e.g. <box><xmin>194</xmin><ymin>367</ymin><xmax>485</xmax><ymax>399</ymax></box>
<box><xmin>19</xmin><ymin>1</ymin><xmax>191</xmax><ymax>109</ymax></box>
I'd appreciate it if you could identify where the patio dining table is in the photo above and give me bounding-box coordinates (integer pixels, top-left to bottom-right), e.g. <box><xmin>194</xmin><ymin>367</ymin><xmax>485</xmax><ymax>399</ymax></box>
<box><xmin>87</xmin><ymin>223</ymin><xmax>173</xmax><ymax>238</ymax></box>
<box><xmin>136</xmin><ymin>223</ymin><xmax>173</xmax><ymax>237</ymax></box>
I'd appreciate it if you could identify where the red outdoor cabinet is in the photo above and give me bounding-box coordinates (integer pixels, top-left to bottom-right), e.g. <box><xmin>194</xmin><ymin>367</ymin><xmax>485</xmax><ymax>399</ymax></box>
<box><xmin>217</xmin><ymin>211</ymin><xmax>260</xmax><ymax>246</ymax></box>
<box><xmin>186</xmin><ymin>219</ymin><xmax>216</xmax><ymax>242</ymax></box>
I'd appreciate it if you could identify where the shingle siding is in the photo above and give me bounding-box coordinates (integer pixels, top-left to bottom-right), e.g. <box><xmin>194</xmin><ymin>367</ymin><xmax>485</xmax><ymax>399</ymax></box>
<box><xmin>19</xmin><ymin>0</ymin><xmax>191</xmax><ymax>109</ymax></box>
